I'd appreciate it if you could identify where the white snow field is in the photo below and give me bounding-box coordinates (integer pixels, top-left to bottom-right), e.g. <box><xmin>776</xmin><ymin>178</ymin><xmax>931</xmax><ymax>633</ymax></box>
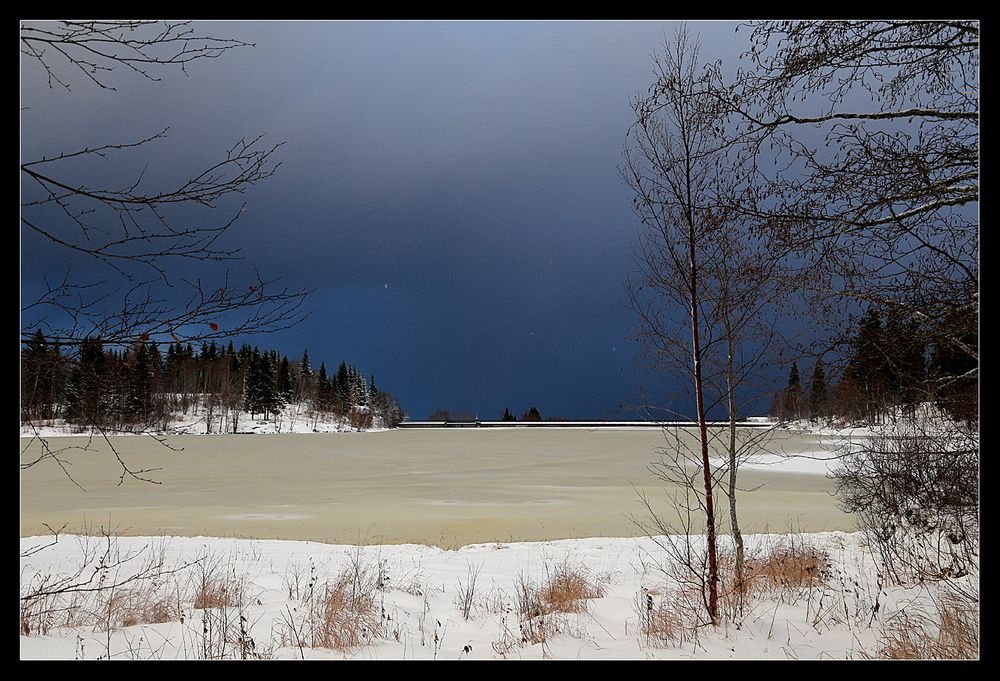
<box><xmin>19</xmin><ymin>532</ymin><xmax>975</xmax><ymax>660</ymax></box>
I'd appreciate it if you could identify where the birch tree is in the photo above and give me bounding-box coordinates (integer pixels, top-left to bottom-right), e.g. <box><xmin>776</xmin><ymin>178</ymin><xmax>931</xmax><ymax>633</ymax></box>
<box><xmin>624</xmin><ymin>27</ymin><xmax>728</xmax><ymax>623</ymax></box>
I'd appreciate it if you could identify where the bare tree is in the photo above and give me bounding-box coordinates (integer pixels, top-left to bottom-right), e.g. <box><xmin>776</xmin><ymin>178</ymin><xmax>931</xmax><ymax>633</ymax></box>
<box><xmin>21</xmin><ymin>21</ymin><xmax>311</xmax><ymax>353</ymax></box>
<box><xmin>727</xmin><ymin>20</ymin><xmax>978</xmax><ymax>385</ymax></box>
<box><xmin>624</xmin><ymin>24</ymin><xmax>813</xmax><ymax>621</ymax></box>
<box><xmin>20</xmin><ymin>20</ymin><xmax>312</xmax><ymax>481</ymax></box>
<box><xmin>721</xmin><ymin>20</ymin><xmax>980</xmax><ymax>605</ymax></box>
<box><xmin>623</xmin><ymin>27</ymin><xmax>730</xmax><ymax>623</ymax></box>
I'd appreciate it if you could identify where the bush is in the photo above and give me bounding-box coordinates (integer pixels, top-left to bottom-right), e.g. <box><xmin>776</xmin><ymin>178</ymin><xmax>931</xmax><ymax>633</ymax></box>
<box><xmin>831</xmin><ymin>424</ymin><xmax>979</xmax><ymax>585</ymax></box>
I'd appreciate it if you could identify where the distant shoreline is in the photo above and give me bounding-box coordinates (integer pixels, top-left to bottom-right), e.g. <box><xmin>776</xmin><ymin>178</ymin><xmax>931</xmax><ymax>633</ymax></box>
<box><xmin>398</xmin><ymin>420</ymin><xmax>776</xmax><ymax>429</ymax></box>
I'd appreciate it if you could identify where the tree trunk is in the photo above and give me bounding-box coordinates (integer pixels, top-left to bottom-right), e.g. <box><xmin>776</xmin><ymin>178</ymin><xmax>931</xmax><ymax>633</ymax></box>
<box><xmin>723</xmin><ymin>309</ymin><xmax>746</xmax><ymax>611</ymax></box>
<box><xmin>685</xmin><ymin>154</ymin><xmax>719</xmax><ymax>624</ymax></box>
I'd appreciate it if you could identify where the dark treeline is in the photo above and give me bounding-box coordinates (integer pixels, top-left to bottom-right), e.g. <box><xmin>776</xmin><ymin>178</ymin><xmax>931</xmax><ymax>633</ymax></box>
<box><xmin>20</xmin><ymin>331</ymin><xmax>405</xmax><ymax>433</ymax></box>
<box><xmin>771</xmin><ymin>305</ymin><xmax>977</xmax><ymax>425</ymax></box>
<box><xmin>426</xmin><ymin>406</ymin><xmax>545</xmax><ymax>422</ymax></box>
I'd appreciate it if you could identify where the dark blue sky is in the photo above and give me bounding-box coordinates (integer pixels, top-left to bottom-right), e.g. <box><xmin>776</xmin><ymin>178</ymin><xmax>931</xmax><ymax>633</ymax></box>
<box><xmin>21</xmin><ymin>20</ymin><xmax>751</xmax><ymax>420</ymax></box>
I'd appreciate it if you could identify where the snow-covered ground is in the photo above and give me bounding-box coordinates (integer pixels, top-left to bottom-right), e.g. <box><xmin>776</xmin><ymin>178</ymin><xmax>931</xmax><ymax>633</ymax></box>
<box><xmin>19</xmin><ymin>532</ymin><xmax>976</xmax><ymax>660</ymax></box>
<box><xmin>780</xmin><ymin>402</ymin><xmax>967</xmax><ymax>439</ymax></box>
<box><xmin>20</xmin><ymin>400</ymin><xmax>387</xmax><ymax>438</ymax></box>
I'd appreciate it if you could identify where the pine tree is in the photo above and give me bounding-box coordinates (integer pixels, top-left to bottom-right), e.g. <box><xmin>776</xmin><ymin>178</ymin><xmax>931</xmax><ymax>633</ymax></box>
<box><xmin>501</xmin><ymin>407</ymin><xmax>516</xmax><ymax>422</ymax></box>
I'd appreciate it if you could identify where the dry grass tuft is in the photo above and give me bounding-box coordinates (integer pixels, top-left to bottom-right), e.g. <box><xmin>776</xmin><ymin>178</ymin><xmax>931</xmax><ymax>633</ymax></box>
<box><xmin>871</xmin><ymin>594</ymin><xmax>979</xmax><ymax>660</ymax></box>
<box><xmin>192</xmin><ymin>558</ymin><xmax>246</xmax><ymax>610</ymax></box>
<box><xmin>21</xmin><ymin>576</ymin><xmax>183</xmax><ymax>635</ymax></box>
<box><xmin>96</xmin><ymin>583</ymin><xmax>183</xmax><ymax>630</ymax></box>
<box><xmin>641</xmin><ymin>601</ymin><xmax>685</xmax><ymax>644</ymax></box>
<box><xmin>715</xmin><ymin>538</ymin><xmax>829</xmax><ymax>616</ymax></box>
<box><xmin>193</xmin><ymin>579</ymin><xmax>235</xmax><ymax>610</ymax></box>
<box><xmin>539</xmin><ymin>564</ymin><xmax>606</xmax><ymax>614</ymax></box>
<box><xmin>308</xmin><ymin>573</ymin><xmax>382</xmax><ymax>650</ymax></box>
<box><xmin>503</xmin><ymin>565</ymin><xmax>606</xmax><ymax>651</ymax></box>
<box><xmin>745</xmin><ymin>542</ymin><xmax>827</xmax><ymax>591</ymax></box>
<box><xmin>282</xmin><ymin>550</ymin><xmax>384</xmax><ymax>653</ymax></box>
<box><xmin>638</xmin><ymin>588</ymin><xmax>702</xmax><ymax>647</ymax></box>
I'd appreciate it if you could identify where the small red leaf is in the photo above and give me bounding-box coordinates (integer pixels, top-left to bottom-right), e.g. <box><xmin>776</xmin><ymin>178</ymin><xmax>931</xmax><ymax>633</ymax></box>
<box><xmin>171</xmin><ymin>333</ymin><xmax>179</xmax><ymax>342</ymax></box>
<box><xmin>219</xmin><ymin>288</ymin><xmax>225</xmax><ymax>295</ymax></box>
<box><xmin>140</xmin><ymin>333</ymin><xmax>150</xmax><ymax>341</ymax></box>
<box><xmin>248</xmin><ymin>286</ymin><xmax>256</xmax><ymax>292</ymax></box>
<box><xmin>209</xmin><ymin>322</ymin><xmax>219</xmax><ymax>332</ymax></box>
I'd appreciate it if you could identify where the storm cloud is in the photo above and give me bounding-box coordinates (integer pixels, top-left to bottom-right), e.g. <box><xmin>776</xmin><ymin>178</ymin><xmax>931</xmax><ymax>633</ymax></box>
<box><xmin>21</xmin><ymin>20</ymin><xmax>748</xmax><ymax>420</ymax></box>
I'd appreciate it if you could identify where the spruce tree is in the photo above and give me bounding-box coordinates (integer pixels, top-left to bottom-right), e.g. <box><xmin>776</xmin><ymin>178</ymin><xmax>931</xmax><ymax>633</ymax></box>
<box><xmin>277</xmin><ymin>355</ymin><xmax>293</xmax><ymax>403</ymax></box>
<box><xmin>884</xmin><ymin>311</ymin><xmax>928</xmax><ymax>416</ymax></box>
<box><xmin>336</xmin><ymin>362</ymin><xmax>350</xmax><ymax>408</ymax></box>
<box><xmin>350</xmin><ymin>366</ymin><xmax>368</xmax><ymax>406</ymax></box>
<box><xmin>65</xmin><ymin>338</ymin><xmax>108</xmax><ymax>425</ymax></box>
<box><xmin>846</xmin><ymin>307</ymin><xmax>890</xmax><ymax>423</ymax></box>
<box><xmin>930</xmin><ymin>305</ymin><xmax>978</xmax><ymax>424</ymax></box>
<box><xmin>316</xmin><ymin>362</ymin><xmax>330</xmax><ymax>411</ymax></box>
<box><xmin>809</xmin><ymin>359</ymin><xmax>828</xmax><ymax>421</ymax></box>
<box><xmin>783</xmin><ymin>362</ymin><xmax>803</xmax><ymax>420</ymax></box>
<box><xmin>262</xmin><ymin>351</ymin><xmax>282</xmax><ymax>415</ymax></box>
<box><xmin>21</xmin><ymin>329</ymin><xmax>58</xmax><ymax>420</ymax></box>
<box><xmin>244</xmin><ymin>347</ymin><xmax>266</xmax><ymax>417</ymax></box>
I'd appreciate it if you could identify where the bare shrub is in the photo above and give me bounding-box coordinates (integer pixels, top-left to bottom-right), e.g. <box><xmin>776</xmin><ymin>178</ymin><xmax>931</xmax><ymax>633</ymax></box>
<box><xmin>282</xmin><ymin>560</ymin><xmax>309</xmax><ymax>600</ymax></box>
<box><xmin>348</xmin><ymin>407</ymin><xmax>374</xmax><ymax>430</ymax></box>
<box><xmin>20</xmin><ymin>529</ymin><xmax>194</xmax><ymax>637</ymax></box>
<box><xmin>831</xmin><ymin>425</ymin><xmax>979</xmax><ymax>588</ymax></box>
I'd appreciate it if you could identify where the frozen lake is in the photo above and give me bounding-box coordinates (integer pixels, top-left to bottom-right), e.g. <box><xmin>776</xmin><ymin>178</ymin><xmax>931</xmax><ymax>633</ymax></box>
<box><xmin>20</xmin><ymin>428</ymin><xmax>854</xmax><ymax>548</ymax></box>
